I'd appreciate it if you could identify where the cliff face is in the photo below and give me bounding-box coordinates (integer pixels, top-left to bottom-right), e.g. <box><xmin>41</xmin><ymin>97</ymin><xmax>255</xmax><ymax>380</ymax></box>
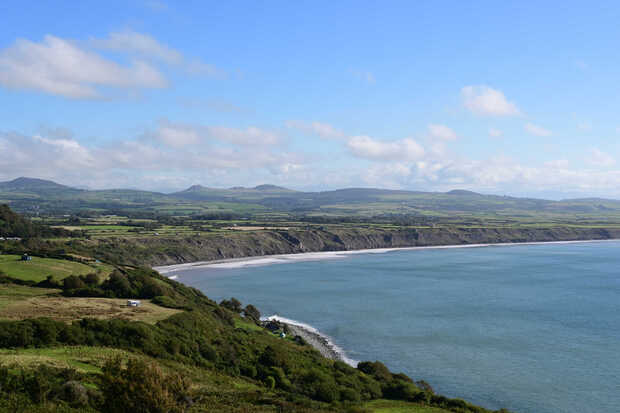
<box><xmin>83</xmin><ymin>226</ymin><xmax>620</xmax><ymax>267</ymax></box>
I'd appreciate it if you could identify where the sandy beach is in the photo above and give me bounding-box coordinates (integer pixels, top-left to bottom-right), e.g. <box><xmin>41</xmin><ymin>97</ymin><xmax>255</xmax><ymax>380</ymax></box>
<box><xmin>153</xmin><ymin>238</ymin><xmax>618</xmax><ymax>274</ymax></box>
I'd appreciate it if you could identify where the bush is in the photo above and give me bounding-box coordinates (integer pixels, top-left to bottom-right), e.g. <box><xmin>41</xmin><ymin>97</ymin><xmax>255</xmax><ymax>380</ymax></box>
<box><xmin>62</xmin><ymin>275</ymin><xmax>85</xmax><ymax>290</ymax></box>
<box><xmin>243</xmin><ymin>304</ymin><xmax>261</xmax><ymax>322</ymax></box>
<box><xmin>220</xmin><ymin>297</ymin><xmax>242</xmax><ymax>313</ymax></box>
<box><xmin>383</xmin><ymin>380</ymin><xmax>421</xmax><ymax>401</ymax></box>
<box><xmin>100</xmin><ymin>357</ymin><xmax>191</xmax><ymax>413</ymax></box>
<box><xmin>357</xmin><ymin>361</ymin><xmax>392</xmax><ymax>382</ymax></box>
<box><xmin>152</xmin><ymin>295</ymin><xmax>179</xmax><ymax>308</ymax></box>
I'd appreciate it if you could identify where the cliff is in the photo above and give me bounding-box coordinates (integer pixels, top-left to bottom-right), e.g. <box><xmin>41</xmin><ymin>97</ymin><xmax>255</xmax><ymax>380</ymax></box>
<box><xmin>75</xmin><ymin>226</ymin><xmax>620</xmax><ymax>267</ymax></box>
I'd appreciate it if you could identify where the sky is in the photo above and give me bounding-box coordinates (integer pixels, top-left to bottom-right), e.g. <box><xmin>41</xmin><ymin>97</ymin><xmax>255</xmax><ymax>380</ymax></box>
<box><xmin>1</xmin><ymin>1</ymin><xmax>620</xmax><ymax>198</ymax></box>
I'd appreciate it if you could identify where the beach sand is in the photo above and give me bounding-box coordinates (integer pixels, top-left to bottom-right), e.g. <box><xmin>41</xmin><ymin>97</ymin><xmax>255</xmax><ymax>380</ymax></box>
<box><xmin>153</xmin><ymin>238</ymin><xmax>618</xmax><ymax>274</ymax></box>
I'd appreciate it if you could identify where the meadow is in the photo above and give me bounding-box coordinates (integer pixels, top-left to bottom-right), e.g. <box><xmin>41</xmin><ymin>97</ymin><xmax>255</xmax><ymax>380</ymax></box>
<box><xmin>0</xmin><ymin>254</ymin><xmax>113</xmax><ymax>282</ymax></box>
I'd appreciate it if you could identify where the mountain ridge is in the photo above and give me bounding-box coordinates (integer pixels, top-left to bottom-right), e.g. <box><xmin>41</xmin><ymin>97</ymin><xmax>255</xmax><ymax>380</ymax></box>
<box><xmin>3</xmin><ymin>176</ymin><xmax>620</xmax><ymax>217</ymax></box>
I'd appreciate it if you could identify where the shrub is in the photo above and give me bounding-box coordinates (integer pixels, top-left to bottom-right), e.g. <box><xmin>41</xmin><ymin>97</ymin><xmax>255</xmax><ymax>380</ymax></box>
<box><xmin>82</xmin><ymin>273</ymin><xmax>99</xmax><ymax>286</ymax></box>
<box><xmin>220</xmin><ymin>297</ymin><xmax>242</xmax><ymax>313</ymax></box>
<box><xmin>357</xmin><ymin>361</ymin><xmax>392</xmax><ymax>382</ymax></box>
<box><xmin>100</xmin><ymin>357</ymin><xmax>191</xmax><ymax>413</ymax></box>
<box><xmin>383</xmin><ymin>380</ymin><xmax>420</xmax><ymax>401</ymax></box>
<box><xmin>243</xmin><ymin>304</ymin><xmax>261</xmax><ymax>322</ymax></box>
<box><xmin>62</xmin><ymin>275</ymin><xmax>85</xmax><ymax>290</ymax></box>
<box><xmin>152</xmin><ymin>295</ymin><xmax>178</xmax><ymax>308</ymax></box>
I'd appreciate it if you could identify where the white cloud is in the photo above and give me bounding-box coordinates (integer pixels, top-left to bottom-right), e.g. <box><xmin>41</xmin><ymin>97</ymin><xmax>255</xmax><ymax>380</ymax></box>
<box><xmin>347</xmin><ymin>136</ymin><xmax>424</xmax><ymax>161</ymax></box>
<box><xmin>488</xmin><ymin>128</ymin><xmax>503</xmax><ymax>137</ymax></box>
<box><xmin>286</xmin><ymin>120</ymin><xmax>345</xmax><ymax>139</ymax></box>
<box><xmin>545</xmin><ymin>159</ymin><xmax>569</xmax><ymax>169</ymax></box>
<box><xmin>0</xmin><ymin>35</ymin><xmax>166</xmax><ymax>98</ymax></box>
<box><xmin>151</xmin><ymin>121</ymin><xmax>280</xmax><ymax>147</ymax></box>
<box><xmin>4</xmin><ymin>126</ymin><xmax>620</xmax><ymax>198</ymax></box>
<box><xmin>587</xmin><ymin>148</ymin><xmax>615</xmax><ymax>168</ymax></box>
<box><xmin>92</xmin><ymin>30</ymin><xmax>182</xmax><ymax>64</ymax></box>
<box><xmin>155</xmin><ymin>123</ymin><xmax>201</xmax><ymax>147</ymax></box>
<box><xmin>0</xmin><ymin>128</ymin><xmax>304</xmax><ymax>190</ymax></box>
<box><xmin>524</xmin><ymin>122</ymin><xmax>552</xmax><ymax>137</ymax></box>
<box><xmin>208</xmin><ymin>126</ymin><xmax>280</xmax><ymax>145</ymax></box>
<box><xmin>461</xmin><ymin>85</ymin><xmax>521</xmax><ymax>116</ymax></box>
<box><xmin>92</xmin><ymin>31</ymin><xmax>221</xmax><ymax>77</ymax></box>
<box><xmin>428</xmin><ymin>124</ymin><xmax>457</xmax><ymax>141</ymax></box>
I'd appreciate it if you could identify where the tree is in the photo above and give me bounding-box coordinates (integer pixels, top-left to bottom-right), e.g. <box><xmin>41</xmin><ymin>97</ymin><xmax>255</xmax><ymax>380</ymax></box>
<box><xmin>220</xmin><ymin>297</ymin><xmax>242</xmax><ymax>313</ymax></box>
<box><xmin>243</xmin><ymin>304</ymin><xmax>261</xmax><ymax>322</ymax></box>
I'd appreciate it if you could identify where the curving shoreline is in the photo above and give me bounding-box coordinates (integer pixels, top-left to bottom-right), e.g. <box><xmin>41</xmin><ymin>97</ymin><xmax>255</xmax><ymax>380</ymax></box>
<box><xmin>263</xmin><ymin>315</ymin><xmax>357</xmax><ymax>366</ymax></box>
<box><xmin>153</xmin><ymin>238</ymin><xmax>619</xmax><ymax>274</ymax></box>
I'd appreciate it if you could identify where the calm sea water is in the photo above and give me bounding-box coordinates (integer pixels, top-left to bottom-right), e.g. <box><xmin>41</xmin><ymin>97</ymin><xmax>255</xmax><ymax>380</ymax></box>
<box><xmin>171</xmin><ymin>242</ymin><xmax>620</xmax><ymax>413</ymax></box>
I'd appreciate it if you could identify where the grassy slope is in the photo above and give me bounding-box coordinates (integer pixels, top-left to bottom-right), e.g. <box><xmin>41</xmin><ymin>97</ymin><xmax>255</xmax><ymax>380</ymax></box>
<box><xmin>0</xmin><ymin>293</ymin><xmax>181</xmax><ymax>324</ymax></box>
<box><xmin>0</xmin><ymin>284</ymin><xmax>58</xmax><ymax>310</ymax></box>
<box><xmin>0</xmin><ymin>255</ymin><xmax>112</xmax><ymax>282</ymax></box>
<box><xmin>365</xmin><ymin>400</ymin><xmax>454</xmax><ymax>412</ymax></box>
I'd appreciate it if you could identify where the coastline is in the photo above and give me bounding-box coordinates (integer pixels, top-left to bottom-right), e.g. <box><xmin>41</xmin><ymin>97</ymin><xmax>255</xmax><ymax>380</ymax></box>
<box><xmin>154</xmin><ymin>238</ymin><xmax>619</xmax><ymax>274</ymax></box>
<box><xmin>263</xmin><ymin>315</ymin><xmax>357</xmax><ymax>366</ymax></box>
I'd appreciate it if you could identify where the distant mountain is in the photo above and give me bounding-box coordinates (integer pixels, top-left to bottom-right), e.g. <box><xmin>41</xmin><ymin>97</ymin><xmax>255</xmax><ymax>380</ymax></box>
<box><xmin>446</xmin><ymin>189</ymin><xmax>482</xmax><ymax>196</ymax></box>
<box><xmin>253</xmin><ymin>184</ymin><xmax>294</xmax><ymax>192</ymax></box>
<box><xmin>0</xmin><ymin>177</ymin><xmax>80</xmax><ymax>193</ymax></box>
<box><xmin>3</xmin><ymin>176</ymin><xmax>620</xmax><ymax>218</ymax></box>
<box><xmin>172</xmin><ymin>183</ymin><xmax>296</xmax><ymax>202</ymax></box>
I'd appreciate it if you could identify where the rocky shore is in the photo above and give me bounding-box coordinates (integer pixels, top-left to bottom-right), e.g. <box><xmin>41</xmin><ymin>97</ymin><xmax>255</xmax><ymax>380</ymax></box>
<box><xmin>262</xmin><ymin>316</ymin><xmax>354</xmax><ymax>365</ymax></box>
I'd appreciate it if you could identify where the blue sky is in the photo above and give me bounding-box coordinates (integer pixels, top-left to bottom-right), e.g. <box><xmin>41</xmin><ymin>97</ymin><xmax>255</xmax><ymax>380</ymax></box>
<box><xmin>1</xmin><ymin>1</ymin><xmax>619</xmax><ymax>198</ymax></box>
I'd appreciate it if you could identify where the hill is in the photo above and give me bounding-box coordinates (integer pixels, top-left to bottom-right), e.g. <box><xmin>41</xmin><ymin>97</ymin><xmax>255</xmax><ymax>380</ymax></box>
<box><xmin>4</xmin><ymin>176</ymin><xmax>620</xmax><ymax>219</ymax></box>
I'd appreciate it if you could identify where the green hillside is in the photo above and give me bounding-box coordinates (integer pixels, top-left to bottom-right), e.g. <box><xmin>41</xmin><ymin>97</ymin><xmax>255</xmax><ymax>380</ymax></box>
<box><xmin>4</xmin><ymin>176</ymin><xmax>620</xmax><ymax>222</ymax></box>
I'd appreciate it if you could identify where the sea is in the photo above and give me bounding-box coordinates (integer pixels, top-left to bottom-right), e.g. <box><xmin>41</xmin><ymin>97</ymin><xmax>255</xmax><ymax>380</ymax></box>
<box><xmin>161</xmin><ymin>241</ymin><xmax>620</xmax><ymax>413</ymax></box>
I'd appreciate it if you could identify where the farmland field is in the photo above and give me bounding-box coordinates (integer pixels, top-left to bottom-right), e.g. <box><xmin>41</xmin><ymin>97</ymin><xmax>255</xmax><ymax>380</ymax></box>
<box><xmin>0</xmin><ymin>292</ymin><xmax>181</xmax><ymax>323</ymax></box>
<box><xmin>0</xmin><ymin>254</ymin><xmax>113</xmax><ymax>282</ymax></box>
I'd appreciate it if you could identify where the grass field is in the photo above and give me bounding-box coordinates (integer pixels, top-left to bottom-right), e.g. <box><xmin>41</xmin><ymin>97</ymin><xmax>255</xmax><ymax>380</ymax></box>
<box><xmin>0</xmin><ymin>284</ymin><xmax>59</xmax><ymax>311</ymax></box>
<box><xmin>0</xmin><ymin>254</ymin><xmax>113</xmax><ymax>282</ymax></box>
<box><xmin>364</xmin><ymin>400</ymin><xmax>452</xmax><ymax>412</ymax></box>
<box><xmin>0</xmin><ymin>346</ymin><xmax>135</xmax><ymax>373</ymax></box>
<box><xmin>0</xmin><ymin>289</ymin><xmax>181</xmax><ymax>323</ymax></box>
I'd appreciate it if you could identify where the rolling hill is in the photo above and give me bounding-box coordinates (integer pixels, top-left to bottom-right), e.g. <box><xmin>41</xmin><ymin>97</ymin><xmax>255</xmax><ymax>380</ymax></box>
<box><xmin>3</xmin><ymin>176</ymin><xmax>620</xmax><ymax>218</ymax></box>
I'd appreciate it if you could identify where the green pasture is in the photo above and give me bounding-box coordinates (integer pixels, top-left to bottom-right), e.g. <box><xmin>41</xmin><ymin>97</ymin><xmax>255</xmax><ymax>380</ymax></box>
<box><xmin>0</xmin><ymin>254</ymin><xmax>112</xmax><ymax>282</ymax></box>
<box><xmin>364</xmin><ymin>400</ymin><xmax>453</xmax><ymax>412</ymax></box>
